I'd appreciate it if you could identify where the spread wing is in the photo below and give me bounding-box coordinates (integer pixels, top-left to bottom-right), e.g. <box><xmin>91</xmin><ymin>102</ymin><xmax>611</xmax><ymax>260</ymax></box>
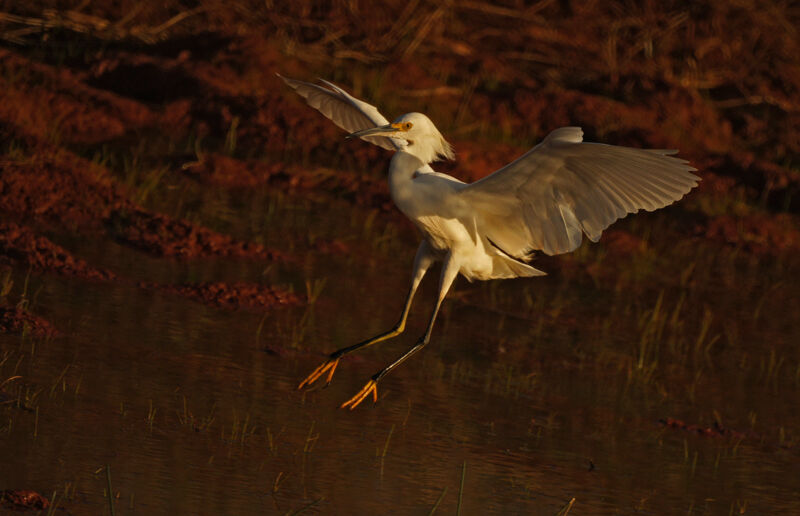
<box><xmin>461</xmin><ymin>127</ymin><xmax>700</xmax><ymax>257</ymax></box>
<box><xmin>278</xmin><ymin>75</ymin><xmax>401</xmax><ymax>151</ymax></box>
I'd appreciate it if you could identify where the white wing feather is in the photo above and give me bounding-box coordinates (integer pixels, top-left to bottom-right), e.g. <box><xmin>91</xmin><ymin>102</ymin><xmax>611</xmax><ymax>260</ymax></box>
<box><xmin>280</xmin><ymin>75</ymin><xmax>444</xmax><ymax>175</ymax></box>
<box><xmin>461</xmin><ymin>127</ymin><xmax>700</xmax><ymax>257</ymax></box>
<box><xmin>278</xmin><ymin>75</ymin><xmax>400</xmax><ymax>151</ymax></box>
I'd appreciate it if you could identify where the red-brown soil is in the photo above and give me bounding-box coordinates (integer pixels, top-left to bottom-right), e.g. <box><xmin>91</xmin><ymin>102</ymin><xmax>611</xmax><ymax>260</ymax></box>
<box><xmin>110</xmin><ymin>208</ymin><xmax>285</xmax><ymax>260</ymax></box>
<box><xmin>0</xmin><ymin>2</ymin><xmax>798</xmax><ymax>323</ymax></box>
<box><xmin>182</xmin><ymin>154</ymin><xmax>394</xmax><ymax>211</ymax></box>
<box><xmin>0</xmin><ymin>305</ymin><xmax>60</xmax><ymax>338</ymax></box>
<box><xmin>0</xmin><ymin>222</ymin><xmax>115</xmax><ymax>281</ymax></box>
<box><xmin>0</xmin><ymin>47</ymin><xmax>285</xmax><ymax>263</ymax></box>
<box><xmin>139</xmin><ymin>281</ymin><xmax>301</xmax><ymax>311</ymax></box>
<box><xmin>0</xmin><ymin>143</ymin><xmax>284</xmax><ymax>261</ymax></box>
<box><xmin>0</xmin><ymin>489</ymin><xmax>50</xmax><ymax>511</ymax></box>
<box><xmin>659</xmin><ymin>417</ymin><xmax>749</xmax><ymax>441</ymax></box>
<box><xmin>0</xmin><ymin>221</ymin><xmax>297</xmax><ymax>320</ymax></box>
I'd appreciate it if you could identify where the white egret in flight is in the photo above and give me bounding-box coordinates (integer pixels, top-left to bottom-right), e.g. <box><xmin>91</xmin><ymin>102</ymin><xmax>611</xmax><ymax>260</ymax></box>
<box><xmin>281</xmin><ymin>75</ymin><xmax>699</xmax><ymax>409</ymax></box>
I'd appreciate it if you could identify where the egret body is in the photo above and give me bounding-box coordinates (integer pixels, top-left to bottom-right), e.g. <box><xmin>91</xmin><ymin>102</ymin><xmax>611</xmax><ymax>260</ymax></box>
<box><xmin>281</xmin><ymin>75</ymin><xmax>699</xmax><ymax>409</ymax></box>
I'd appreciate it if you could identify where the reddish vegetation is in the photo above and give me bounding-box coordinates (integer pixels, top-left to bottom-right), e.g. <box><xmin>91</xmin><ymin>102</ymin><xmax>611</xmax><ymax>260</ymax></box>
<box><xmin>702</xmin><ymin>214</ymin><xmax>800</xmax><ymax>255</ymax></box>
<box><xmin>0</xmin><ymin>222</ymin><xmax>115</xmax><ymax>281</ymax></box>
<box><xmin>694</xmin><ymin>153</ymin><xmax>800</xmax><ymax>208</ymax></box>
<box><xmin>183</xmin><ymin>154</ymin><xmax>394</xmax><ymax>211</ymax></box>
<box><xmin>0</xmin><ymin>147</ymin><xmax>284</xmax><ymax>261</ymax></box>
<box><xmin>181</xmin><ymin>154</ymin><xmax>285</xmax><ymax>189</ymax></box>
<box><xmin>694</xmin><ymin>171</ymin><xmax>739</xmax><ymax>197</ymax></box>
<box><xmin>0</xmin><ymin>150</ymin><xmax>121</xmax><ymax>231</ymax></box>
<box><xmin>0</xmin><ymin>3</ymin><xmax>797</xmax><ymax>324</ymax></box>
<box><xmin>599</xmin><ymin>230</ymin><xmax>648</xmax><ymax>259</ymax></box>
<box><xmin>311</xmin><ymin>238</ymin><xmax>350</xmax><ymax>256</ymax></box>
<box><xmin>659</xmin><ymin>417</ymin><xmax>747</xmax><ymax>440</ymax></box>
<box><xmin>140</xmin><ymin>281</ymin><xmax>301</xmax><ymax>311</ymax></box>
<box><xmin>111</xmin><ymin>208</ymin><xmax>284</xmax><ymax>260</ymax></box>
<box><xmin>0</xmin><ymin>490</ymin><xmax>50</xmax><ymax>511</ymax></box>
<box><xmin>0</xmin><ymin>49</ymin><xmax>156</xmax><ymax>145</ymax></box>
<box><xmin>0</xmin><ymin>221</ymin><xmax>295</xmax><ymax>316</ymax></box>
<box><xmin>0</xmin><ymin>305</ymin><xmax>60</xmax><ymax>338</ymax></box>
<box><xmin>0</xmin><ymin>48</ymin><xmax>284</xmax><ymax>264</ymax></box>
<box><xmin>447</xmin><ymin>140</ymin><xmax>524</xmax><ymax>183</ymax></box>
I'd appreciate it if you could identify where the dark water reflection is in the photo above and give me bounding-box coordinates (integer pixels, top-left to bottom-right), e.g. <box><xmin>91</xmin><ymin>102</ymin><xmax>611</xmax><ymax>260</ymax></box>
<box><xmin>1</xmin><ymin>188</ymin><xmax>798</xmax><ymax>515</ymax></box>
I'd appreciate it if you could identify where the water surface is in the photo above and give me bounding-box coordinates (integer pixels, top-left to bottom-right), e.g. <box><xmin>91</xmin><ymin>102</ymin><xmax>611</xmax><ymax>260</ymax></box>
<box><xmin>1</xmin><ymin>185</ymin><xmax>798</xmax><ymax>515</ymax></box>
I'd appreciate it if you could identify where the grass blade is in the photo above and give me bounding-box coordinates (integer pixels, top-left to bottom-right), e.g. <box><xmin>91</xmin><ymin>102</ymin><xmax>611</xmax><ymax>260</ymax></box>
<box><xmin>106</xmin><ymin>465</ymin><xmax>116</xmax><ymax>516</ymax></box>
<box><xmin>457</xmin><ymin>460</ymin><xmax>466</xmax><ymax>516</ymax></box>
<box><xmin>285</xmin><ymin>497</ymin><xmax>323</xmax><ymax>515</ymax></box>
<box><xmin>555</xmin><ymin>497</ymin><xmax>576</xmax><ymax>515</ymax></box>
<box><xmin>427</xmin><ymin>486</ymin><xmax>447</xmax><ymax>516</ymax></box>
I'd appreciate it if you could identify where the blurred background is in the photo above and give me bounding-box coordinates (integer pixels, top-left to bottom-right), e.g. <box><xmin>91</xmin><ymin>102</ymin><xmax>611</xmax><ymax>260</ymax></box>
<box><xmin>0</xmin><ymin>1</ymin><xmax>798</xmax><ymax>514</ymax></box>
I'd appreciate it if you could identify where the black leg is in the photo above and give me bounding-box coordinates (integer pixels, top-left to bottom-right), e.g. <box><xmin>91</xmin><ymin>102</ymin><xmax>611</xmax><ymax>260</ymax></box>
<box><xmin>298</xmin><ymin>242</ymin><xmax>435</xmax><ymax>390</ymax></box>
<box><xmin>341</xmin><ymin>254</ymin><xmax>459</xmax><ymax>409</ymax></box>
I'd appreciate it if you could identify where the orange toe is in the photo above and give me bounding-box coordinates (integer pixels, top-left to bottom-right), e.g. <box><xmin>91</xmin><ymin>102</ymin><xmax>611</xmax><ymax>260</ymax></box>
<box><xmin>298</xmin><ymin>358</ymin><xmax>340</xmax><ymax>390</ymax></box>
<box><xmin>340</xmin><ymin>380</ymin><xmax>378</xmax><ymax>410</ymax></box>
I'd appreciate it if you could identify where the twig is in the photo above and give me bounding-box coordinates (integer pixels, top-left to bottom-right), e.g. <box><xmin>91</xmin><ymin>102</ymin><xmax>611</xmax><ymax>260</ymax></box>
<box><xmin>455</xmin><ymin>0</ymin><xmax>553</xmax><ymax>21</ymax></box>
<box><xmin>0</xmin><ymin>7</ymin><xmax>203</xmax><ymax>45</ymax></box>
<box><xmin>0</xmin><ymin>375</ymin><xmax>21</xmax><ymax>390</ymax></box>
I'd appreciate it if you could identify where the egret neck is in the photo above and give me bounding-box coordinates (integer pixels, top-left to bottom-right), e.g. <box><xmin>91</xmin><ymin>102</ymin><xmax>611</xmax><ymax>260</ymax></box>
<box><xmin>388</xmin><ymin>151</ymin><xmax>425</xmax><ymax>216</ymax></box>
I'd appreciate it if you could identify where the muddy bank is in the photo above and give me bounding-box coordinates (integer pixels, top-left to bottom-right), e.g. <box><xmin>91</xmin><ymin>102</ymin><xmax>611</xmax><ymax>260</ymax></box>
<box><xmin>0</xmin><ymin>305</ymin><xmax>59</xmax><ymax>338</ymax></box>
<box><xmin>108</xmin><ymin>208</ymin><xmax>285</xmax><ymax>260</ymax></box>
<box><xmin>656</xmin><ymin>416</ymin><xmax>799</xmax><ymax>453</ymax></box>
<box><xmin>0</xmin><ymin>223</ymin><xmax>297</xmax><ymax>316</ymax></box>
<box><xmin>0</xmin><ymin>489</ymin><xmax>50</xmax><ymax>511</ymax></box>
<box><xmin>139</xmin><ymin>281</ymin><xmax>302</xmax><ymax>311</ymax></box>
<box><xmin>1</xmin><ymin>19</ymin><xmax>796</xmax><ymax>271</ymax></box>
<box><xmin>182</xmin><ymin>154</ymin><xmax>394</xmax><ymax>211</ymax></box>
<box><xmin>0</xmin><ymin>222</ymin><xmax>115</xmax><ymax>281</ymax></box>
<box><xmin>0</xmin><ymin>5</ymin><xmax>796</xmax><ymax>351</ymax></box>
<box><xmin>659</xmin><ymin>417</ymin><xmax>748</xmax><ymax>440</ymax></box>
<box><xmin>0</xmin><ymin>144</ymin><xmax>285</xmax><ymax>262</ymax></box>
<box><xmin>0</xmin><ymin>48</ymin><xmax>285</xmax><ymax>264</ymax></box>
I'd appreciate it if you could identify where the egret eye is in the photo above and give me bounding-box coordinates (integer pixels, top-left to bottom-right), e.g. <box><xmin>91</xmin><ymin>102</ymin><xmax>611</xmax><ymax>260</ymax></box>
<box><xmin>403</xmin><ymin>122</ymin><xmax>413</xmax><ymax>130</ymax></box>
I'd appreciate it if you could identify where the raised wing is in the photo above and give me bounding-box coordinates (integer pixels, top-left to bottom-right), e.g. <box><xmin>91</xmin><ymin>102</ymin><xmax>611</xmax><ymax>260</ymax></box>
<box><xmin>278</xmin><ymin>75</ymin><xmax>400</xmax><ymax>151</ymax></box>
<box><xmin>461</xmin><ymin>127</ymin><xmax>699</xmax><ymax>257</ymax></box>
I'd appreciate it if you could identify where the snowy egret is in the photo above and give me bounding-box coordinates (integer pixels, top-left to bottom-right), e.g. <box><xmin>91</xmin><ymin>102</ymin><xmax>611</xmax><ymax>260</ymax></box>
<box><xmin>281</xmin><ymin>75</ymin><xmax>699</xmax><ymax>409</ymax></box>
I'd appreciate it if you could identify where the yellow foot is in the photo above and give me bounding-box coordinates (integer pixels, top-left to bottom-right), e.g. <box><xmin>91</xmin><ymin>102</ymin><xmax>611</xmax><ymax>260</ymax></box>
<box><xmin>297</xmin><ymin>357</ymin><xmax>340</xmax><ymax>389</ymax></box>
<box><xmin>340</xmin><ymin>379</ymin><xmax>378</xmax><ymax>410</ymax></box>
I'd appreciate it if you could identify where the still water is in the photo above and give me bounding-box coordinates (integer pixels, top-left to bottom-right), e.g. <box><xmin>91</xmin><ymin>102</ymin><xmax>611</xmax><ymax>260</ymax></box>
<box><xmin>1</xmin><ymin>186</ymin><xmax>798</xmax><ymax>515</ymax></box>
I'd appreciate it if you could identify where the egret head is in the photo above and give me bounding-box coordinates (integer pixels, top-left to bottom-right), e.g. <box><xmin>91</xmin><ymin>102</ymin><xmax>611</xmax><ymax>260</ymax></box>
<box><xmin>347</xmin><ymin>112</ymin><xmax>454</xmax><ymax>164</ymax></box>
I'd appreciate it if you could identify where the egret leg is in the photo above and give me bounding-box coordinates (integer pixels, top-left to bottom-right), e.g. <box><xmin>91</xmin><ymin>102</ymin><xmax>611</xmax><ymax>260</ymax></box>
<box><xmin>298</xmin><ymin>242</ymin><xmax>435</xmax><ymax>390</ymax></box>
<box><xmin>341</xmin><ymin>254</ymin><xmax>459</xmax><ymax>409</ymax></box>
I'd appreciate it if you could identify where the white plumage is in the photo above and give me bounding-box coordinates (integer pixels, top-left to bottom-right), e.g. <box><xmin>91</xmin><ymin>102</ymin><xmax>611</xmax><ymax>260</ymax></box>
<box><xmin>283</xmin><ymin>75</ymin><xmax>699</xmax><ymax>409</ymax></box>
